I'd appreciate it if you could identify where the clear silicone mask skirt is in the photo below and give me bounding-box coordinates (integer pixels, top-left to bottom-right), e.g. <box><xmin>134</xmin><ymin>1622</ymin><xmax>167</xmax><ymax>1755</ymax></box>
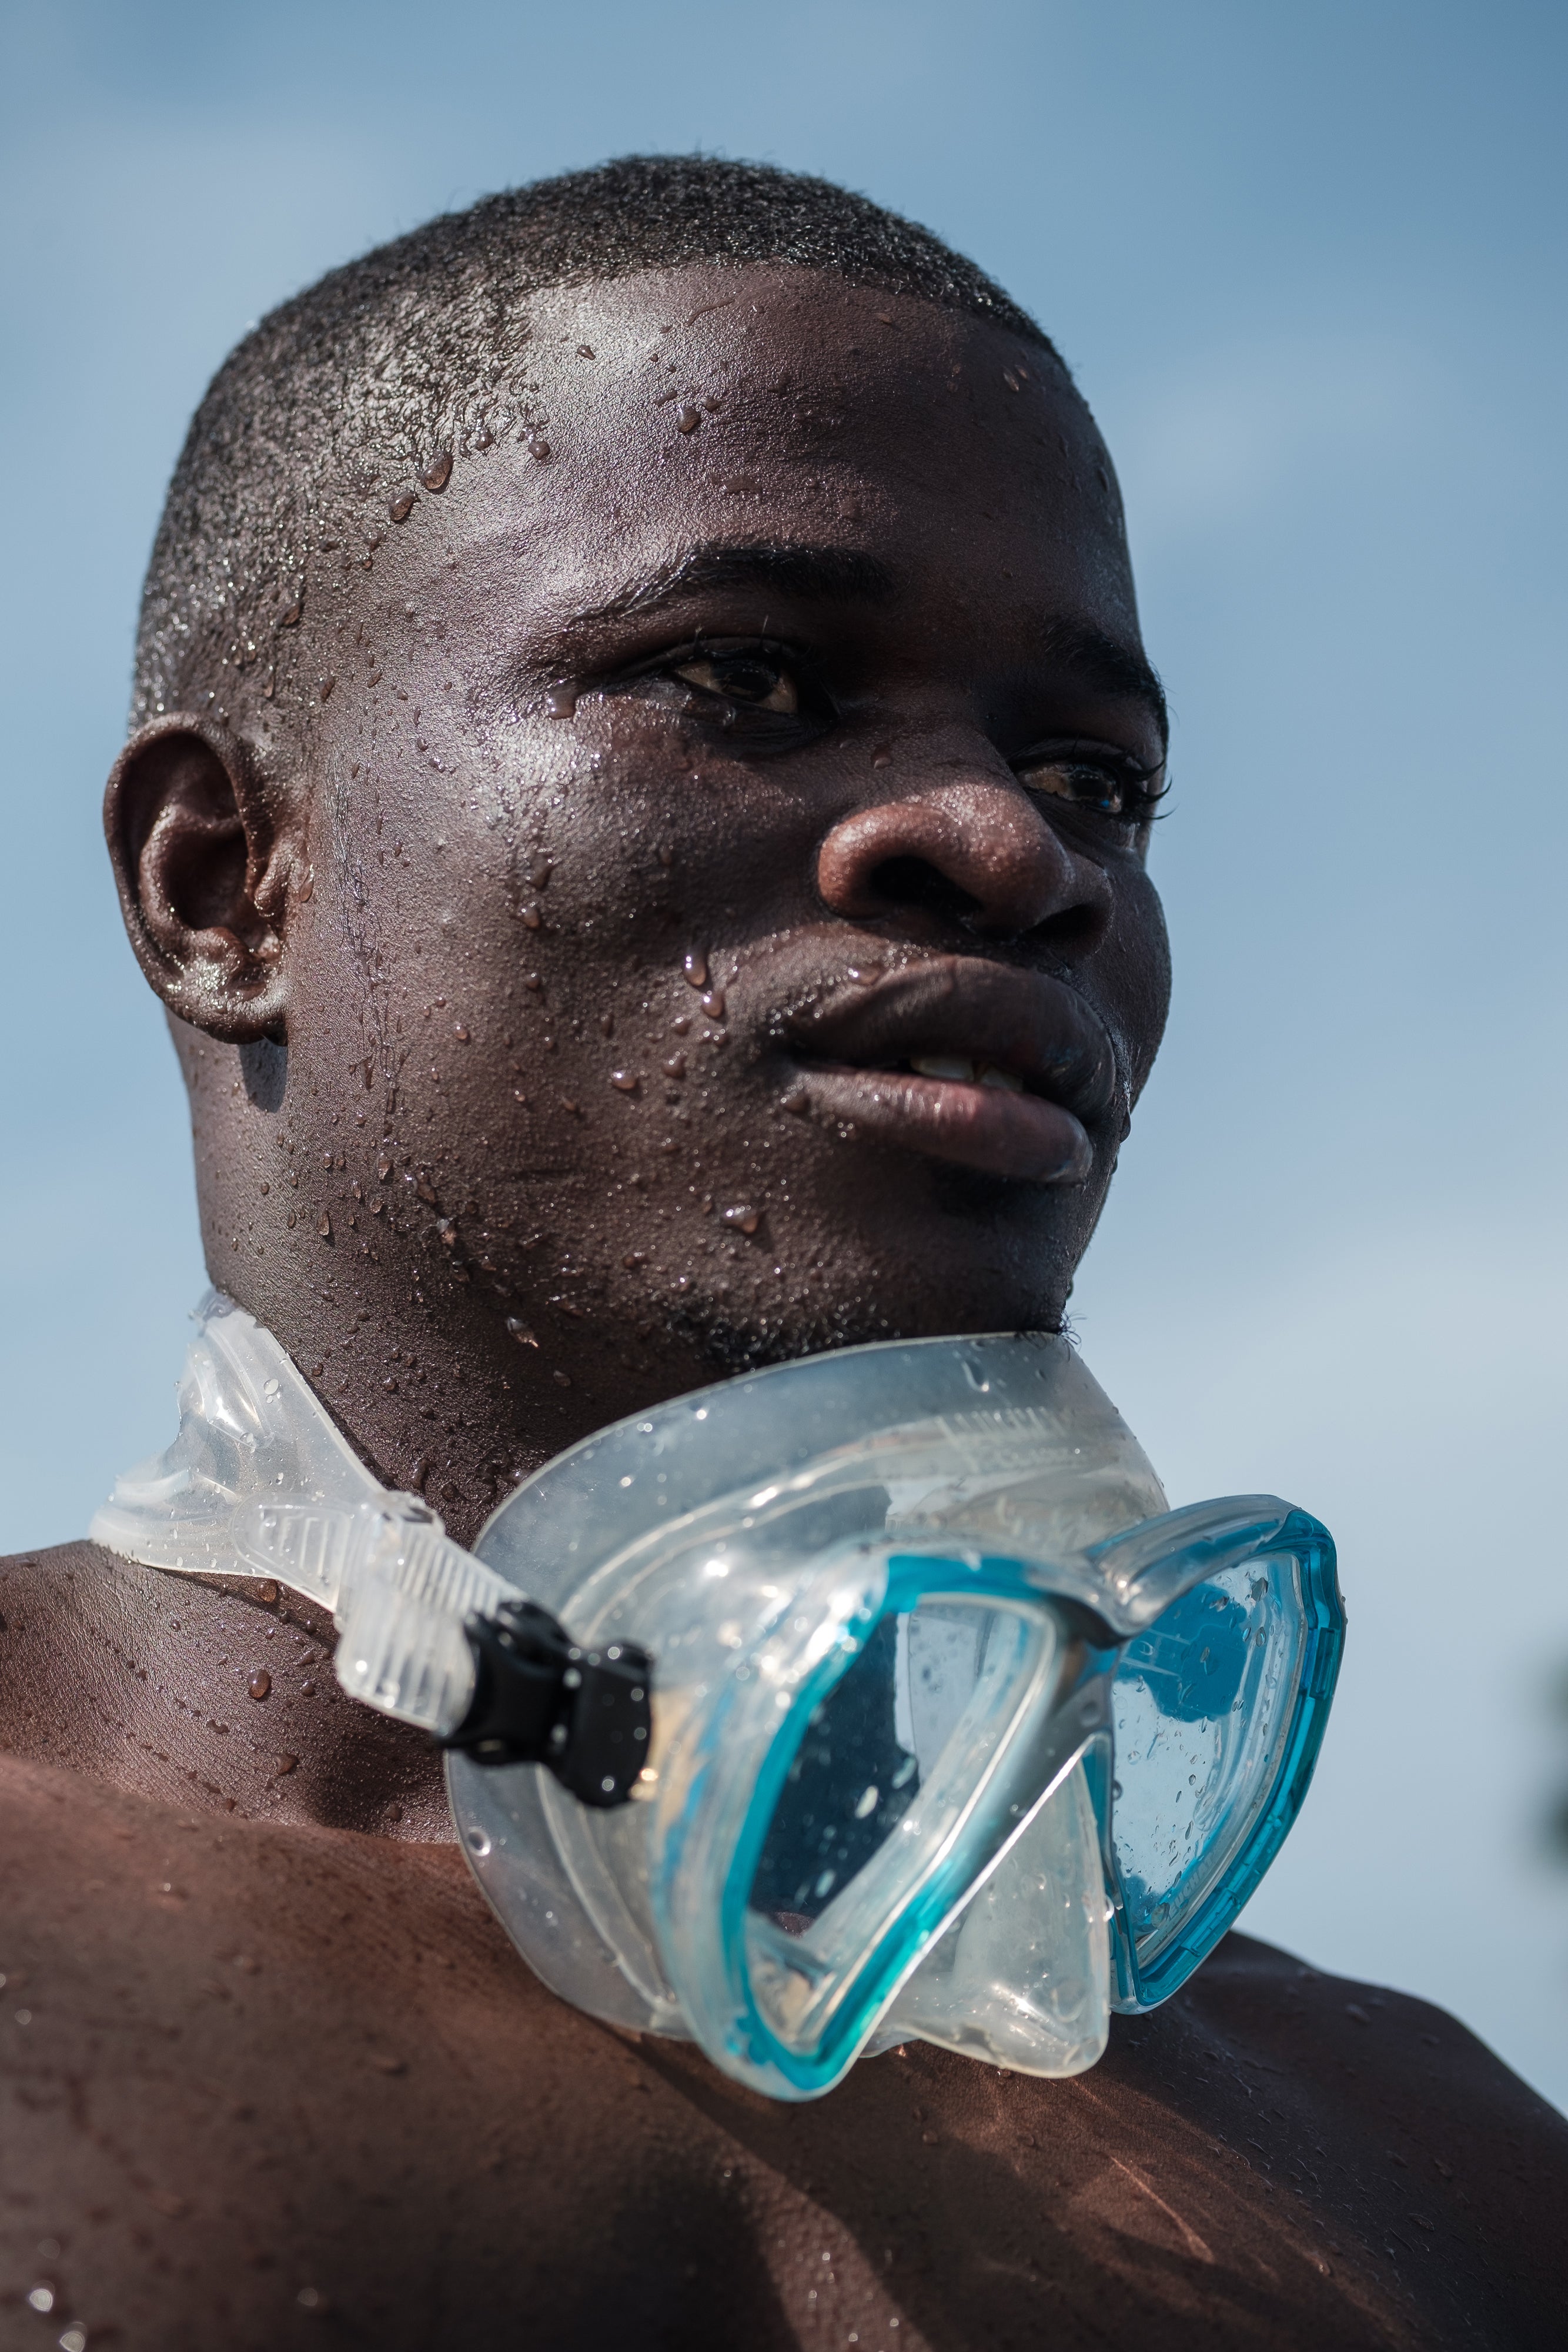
<box><xmin>454</xmin><ymin>1332</ymin><xmax>1343</xmax><ymax>2100</ymax></box>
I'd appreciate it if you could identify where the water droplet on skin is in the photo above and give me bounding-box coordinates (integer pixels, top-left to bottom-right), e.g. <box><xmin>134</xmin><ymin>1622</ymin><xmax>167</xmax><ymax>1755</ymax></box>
<box><xmin>545</xmin><ymin>685</ymin><xmax>577</xmax><ymax>719</ymax></box>
<box><xmin>376</xmin><ymin>1154</ymin><xmax>392</xmax><ymax>1181</ymax></box>
<box><xmin>524</xmin><ymin>971</ymin><xmax>543</xmax><ymax>991</ymax></box>
<box><xmin>683</xmin><ymin>950</ymin><xmax>708</xmax><ymax>989</ymax></box>
<box><xmin>454</xmin><ymin>1024</ymin><xmax>470</xmax><ymax>1042</ymax></box>
<box><xmin>663</xmin><ymin>1054</ymin><xmax>686</xmax><ymax>1079</ymax></box>
<box><xmin>675</xmin><ymin>405</ymin><xmax>701</xmax><ymax>433</ymax></box>
<box><xmin>553</xmin><ymin>1369</ymin><xmax>573</xmax><ymax>1388</ymax></box>
<box><xmin>437</xmin><ymin>1219</ymin><xmax>459</xmax><ymax>1248</ymax></box>
<box><xmin>248</xmin><ymin>1670</ymin><xmax>272</xmax><ymax>1700</ymax></box>
<box><xmin>506</xmin><ymin>1318</ymin><xmax>540</xmax><ymax>1348</ymax></box>
<box><xmin>258</xmin><ymin>1579</ymin><xmax>280</xmax><ymax>1604</ymax></box>
<box><xmin>421</xmin><ymin>452</ymin><xmax>453</xmax><ymax>492</ymax></box>
<box><xmin>317</xmin><ymin>1212</ymin><xmax>332</xmax><ymax>1238</ymax></box>
<box><xmin>610</xmin><ymin>1070</ymin><xmax>639</xmax><ymax>1093</ymax></box>
<box><xmin>781</xmin><ymin>1088</ymin><xmax>808</xmax><ymax>1115</ymax></box>
<box><xmin>577</xmin><ymin>344</ymin><xmax>595</xmax><ymax>359</ymax></box>
<box><xmin>276</xmin><ymin>1752</ymin><xmax>298</xmax><ymax>1776</ymax></box>
<box><xmin>722</xmin><ymin>1206</ymin><xmax>762</xmax><ymax>1235</ymax></box>
<box><xmin>319</xmin><ymin>676</ymin><xmax>336</xmax><ymax>703</ymax></box>
<box><xmin>530</xmin><ymin>854</ymin><xmax>553</xmax><ymax>889</ymax></box>
<box><xmin>700</xmin><ymin>988</ymin><xmax>726</xmax><ymax>1019</ymax></box>
<box><xmin>871</xmin><ymin>747</ymin><xmax>892</xmax><ymax>769</ymax></box>
<box><xmin>526</xmin><ymin>433</ymin><xmax>550</xmax><ymax>460</ymax></box>
<box><xmin>520</xmin><ymin>904</ymin><xmax>543</xmax><ymax>928</ymax></box>
<box><xmin>278</xmin><ymin>601</ymin><xmax>302</xmax><ymax>628</ymax></box>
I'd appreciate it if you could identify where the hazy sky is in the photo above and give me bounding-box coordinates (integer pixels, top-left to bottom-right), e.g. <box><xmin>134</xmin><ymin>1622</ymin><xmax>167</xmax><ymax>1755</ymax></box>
<box><xmin>3</xmin><ymin>0</ymin><xmax>1564</xmax><ymax>2106</ymax></box>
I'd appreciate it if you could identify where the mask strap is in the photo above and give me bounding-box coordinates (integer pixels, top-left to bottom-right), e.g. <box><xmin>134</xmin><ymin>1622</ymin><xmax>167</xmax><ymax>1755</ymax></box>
<box><xmin>90</xmin><ymin>1291</ymin><xmax>648</xmax><ymax>1806</ymax></box>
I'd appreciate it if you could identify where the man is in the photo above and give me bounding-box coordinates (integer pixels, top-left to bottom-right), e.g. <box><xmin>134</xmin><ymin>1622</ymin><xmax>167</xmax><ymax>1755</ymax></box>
<box><xmin>2</xmin><ymin>158</ymin><xmax>1562</xmax><ymax>2349</ymax></box>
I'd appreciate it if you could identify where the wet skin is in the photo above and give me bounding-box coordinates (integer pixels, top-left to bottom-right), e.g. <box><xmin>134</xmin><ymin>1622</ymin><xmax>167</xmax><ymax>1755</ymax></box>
<box><xmin>4</xmin><ymin>264</ymin><xmax>1563</xmax><ymax>2347</ymax></box>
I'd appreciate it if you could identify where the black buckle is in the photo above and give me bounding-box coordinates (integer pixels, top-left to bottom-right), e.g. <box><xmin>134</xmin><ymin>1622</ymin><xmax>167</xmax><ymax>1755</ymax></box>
<box><xmin>443</xmin><ymin>1598</ymin><xmax>651</xmax><ymax>1809</ymax></box>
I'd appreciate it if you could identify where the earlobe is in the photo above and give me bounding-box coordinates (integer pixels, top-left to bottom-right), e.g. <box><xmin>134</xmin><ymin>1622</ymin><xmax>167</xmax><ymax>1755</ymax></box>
<box><xmin>103</xmin><ymin>715</ymin><xmax>296</xmax><ymax>1044</ymax></box>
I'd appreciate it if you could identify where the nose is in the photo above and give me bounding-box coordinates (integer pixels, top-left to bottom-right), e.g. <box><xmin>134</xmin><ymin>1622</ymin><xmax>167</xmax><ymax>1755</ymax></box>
<box><xmin>815</xmin><ymin>769</ymin><xmax>1113</xmax><ymax>948</ymax></box>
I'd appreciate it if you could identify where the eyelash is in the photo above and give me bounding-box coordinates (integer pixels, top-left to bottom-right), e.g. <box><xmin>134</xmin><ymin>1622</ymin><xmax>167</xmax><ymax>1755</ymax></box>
<box><xmin>1013</xmin><ymin>744</ymin><xmax>1169</xmax><ymax>830</ymax></box>
<box><xmin>615</xmin><ymin>643</ymin><xmax>1167</xmax><ymax>825</ymax></box>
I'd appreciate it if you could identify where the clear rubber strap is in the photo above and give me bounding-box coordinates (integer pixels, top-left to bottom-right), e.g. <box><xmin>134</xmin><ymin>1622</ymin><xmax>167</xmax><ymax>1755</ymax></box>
<box><xmin>89</xmin><ymin>1291</ymin><xmax>512</xmax><ymax>1737</ymax></box>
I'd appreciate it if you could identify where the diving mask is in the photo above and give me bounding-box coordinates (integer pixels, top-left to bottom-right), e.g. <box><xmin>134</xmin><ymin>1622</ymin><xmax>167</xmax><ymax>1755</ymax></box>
<box><xmin>94</xmin><ymin>1294</ymin><xmax>1343</xmax><ymax>2103</ymax></box>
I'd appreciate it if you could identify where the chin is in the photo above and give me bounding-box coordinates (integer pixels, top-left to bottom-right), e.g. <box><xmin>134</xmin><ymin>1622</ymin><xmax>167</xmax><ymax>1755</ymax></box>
<box><xmin>649</xmin><ymin>1257</ymin><xmax>1068</xmax><ymax>1379</ymax></box>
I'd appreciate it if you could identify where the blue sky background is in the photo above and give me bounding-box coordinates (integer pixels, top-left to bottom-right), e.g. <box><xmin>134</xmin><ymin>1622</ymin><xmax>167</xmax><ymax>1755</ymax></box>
<box><xmin>4</xmin><ymin>0</ymin><xmax>1566</xmax><ymax>2106</ymax></box>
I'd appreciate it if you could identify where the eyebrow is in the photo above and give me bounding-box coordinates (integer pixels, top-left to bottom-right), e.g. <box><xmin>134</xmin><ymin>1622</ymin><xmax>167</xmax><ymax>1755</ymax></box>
<box><xmin>574</xmin><ymin>540</ymin><xmax>899</xmax><ymax>626</ymax></box>
<box><xmin>1037</xmin><ymin>618</ymin><xmax>1169</xmax><ymax>748</ymax></box>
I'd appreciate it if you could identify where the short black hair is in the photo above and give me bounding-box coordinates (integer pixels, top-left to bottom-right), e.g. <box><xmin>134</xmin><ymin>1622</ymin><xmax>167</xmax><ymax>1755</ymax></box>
<box><xmin>133</xmin><ymin>154</ymin><xmax>1066</xmax><ymax>725</ymax></box>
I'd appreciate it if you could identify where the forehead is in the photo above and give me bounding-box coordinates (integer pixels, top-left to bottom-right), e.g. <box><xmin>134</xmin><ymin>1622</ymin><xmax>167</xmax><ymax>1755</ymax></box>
<box><xmin>380</xmin><ymin>263</ymin><xmax>1138</xmax><ymax>640</ymax></box>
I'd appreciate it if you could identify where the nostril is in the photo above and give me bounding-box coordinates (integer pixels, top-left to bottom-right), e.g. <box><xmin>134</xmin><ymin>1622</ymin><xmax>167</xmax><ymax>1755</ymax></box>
<box><xmin>867</xmin><ymin>857</ymin><xmax>982</xmax><ymax>924</ymax></box>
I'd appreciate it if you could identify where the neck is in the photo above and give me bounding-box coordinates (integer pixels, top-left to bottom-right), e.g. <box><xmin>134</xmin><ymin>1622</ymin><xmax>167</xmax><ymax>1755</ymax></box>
<box><xmin>4</xmin><ymin>1546</ymin><xmax>453</xmax><ymax>1838</ymax></box>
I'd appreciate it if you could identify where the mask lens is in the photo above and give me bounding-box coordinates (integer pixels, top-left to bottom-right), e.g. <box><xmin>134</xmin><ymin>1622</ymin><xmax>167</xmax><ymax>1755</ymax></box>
<box><xmin>1111</xmin><ymin>1542</ymin><xmax>1318</xmax><ymax>1994</ymax></box>
<box><xmin>736</xmin><ymin>1582</ymin><xmax>1067</xmax><ymax>2085</ymax></box>
<box><xmin>747</xmin><ymin>1598</ymin><xmax>1019</xmax><ymax>1927</ymax></box>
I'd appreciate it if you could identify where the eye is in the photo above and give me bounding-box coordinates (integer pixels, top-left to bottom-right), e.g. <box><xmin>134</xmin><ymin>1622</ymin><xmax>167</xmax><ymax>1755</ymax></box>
<box><xmin>1015</xmin><ymin>744</ymin><xmax>1166</xmax><ymax>827</ymax></box>
<box><xmin>670</xmin><ymin>651</ymin><xmax>800</xmax><ymax>714</ymax></box>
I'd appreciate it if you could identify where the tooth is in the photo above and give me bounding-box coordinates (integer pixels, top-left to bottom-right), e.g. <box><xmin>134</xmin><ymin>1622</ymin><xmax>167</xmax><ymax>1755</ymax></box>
<box><xmin>978</xmin><ymin>1065</ymin><xmax>1025</xmax><ymax>1094</ymax></box>
<box><xmin>910</xmin><ymin>1055</ymin><xmax>977</xmax><ymax>1083</ymax></box>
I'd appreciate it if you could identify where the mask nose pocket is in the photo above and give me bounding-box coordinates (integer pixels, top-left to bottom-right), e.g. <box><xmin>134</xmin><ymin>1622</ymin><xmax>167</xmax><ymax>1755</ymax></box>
<box><xmin>651</xmin><ymin>1555</ymin><xmax>1103</xmax><ymax>2100</ymax></box>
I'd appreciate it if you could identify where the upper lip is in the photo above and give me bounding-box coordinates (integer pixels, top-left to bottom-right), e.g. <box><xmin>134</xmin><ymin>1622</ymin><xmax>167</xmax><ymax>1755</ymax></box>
<box><xmin>784</xmin><ymin>956</ymin><xmax>1121</xmax><ymax>1128</ymax></box>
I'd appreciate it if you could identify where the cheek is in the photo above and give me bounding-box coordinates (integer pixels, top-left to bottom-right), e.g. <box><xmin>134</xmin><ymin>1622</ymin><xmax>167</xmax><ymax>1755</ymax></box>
<box><xmin>1108</xmin><ymin>867</ymin><xmax>1171</xmax><ymax>1087</ymax></box>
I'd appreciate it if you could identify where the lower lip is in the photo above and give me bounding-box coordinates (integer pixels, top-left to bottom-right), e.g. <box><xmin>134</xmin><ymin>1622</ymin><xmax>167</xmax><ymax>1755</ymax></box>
<box><xmin>793</xmin><ymin>1064</ymin><xmax>1093</xmax><ymax>1184</ymax></box>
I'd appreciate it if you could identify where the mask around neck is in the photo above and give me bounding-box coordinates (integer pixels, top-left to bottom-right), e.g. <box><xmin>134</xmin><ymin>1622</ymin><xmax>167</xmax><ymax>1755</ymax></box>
<box><xmin>93</xmin><ymin>1295</ymin><xmax>1343</xmax><ymax>2103</ymax></box>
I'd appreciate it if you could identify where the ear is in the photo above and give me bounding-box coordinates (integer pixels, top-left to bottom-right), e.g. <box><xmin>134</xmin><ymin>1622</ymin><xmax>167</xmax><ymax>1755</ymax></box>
<box><xmin>103</xmin><ymin>715</ymin><xmax>299</xmax><ymax>1044</ymax></box>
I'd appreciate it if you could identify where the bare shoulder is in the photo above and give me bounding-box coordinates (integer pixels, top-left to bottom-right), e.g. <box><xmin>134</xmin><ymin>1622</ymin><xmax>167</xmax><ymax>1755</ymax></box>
<box><xmin>0</xmin><ymin>1750</ymin><xmax>786</xmax><ymax>2350</ymax></box>
<box><xmin>1088</xmin><ymin>1930</ymin><xmax>1568</xmax><ymax>2341</ymax></box>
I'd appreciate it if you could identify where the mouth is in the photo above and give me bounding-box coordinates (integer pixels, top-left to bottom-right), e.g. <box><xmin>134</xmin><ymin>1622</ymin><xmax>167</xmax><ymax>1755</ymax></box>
<box><xmin>783</xmin><ymin>957</ymin><xmax>1120</xmax><ymax>1185</ymax></box>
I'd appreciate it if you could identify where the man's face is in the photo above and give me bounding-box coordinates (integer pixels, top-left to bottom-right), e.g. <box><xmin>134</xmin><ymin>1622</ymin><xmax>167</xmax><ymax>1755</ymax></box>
<box><xmin>283</xmin><ymin>263</ymin><xmax>1169</xmax><ymax>1394</ymax></box>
